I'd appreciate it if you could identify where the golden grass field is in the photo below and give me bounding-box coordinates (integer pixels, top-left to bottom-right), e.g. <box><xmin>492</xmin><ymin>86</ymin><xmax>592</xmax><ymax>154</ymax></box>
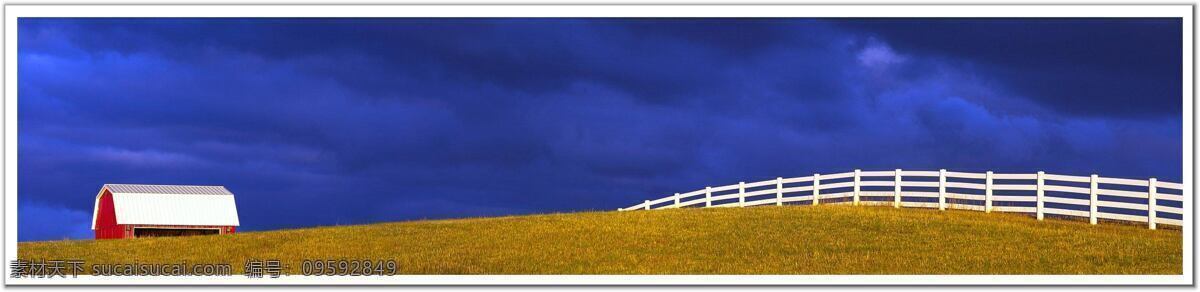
<box><xmin>18</xmin><ymin>205</ymin><xmax>1181</xmax><ymax>274</ymax></box>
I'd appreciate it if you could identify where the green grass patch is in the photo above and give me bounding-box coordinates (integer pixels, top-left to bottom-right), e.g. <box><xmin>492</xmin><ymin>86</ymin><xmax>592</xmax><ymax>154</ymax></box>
<box><xmin>19</xmin><ymin>205</ymin><xmax>1181</xmax><ymax>274</ymax></box>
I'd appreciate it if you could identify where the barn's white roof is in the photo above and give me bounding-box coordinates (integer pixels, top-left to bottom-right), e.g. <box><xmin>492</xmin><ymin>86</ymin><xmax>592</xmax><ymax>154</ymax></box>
<box><xmin>92</xmin><ymin>184</ymin><xmax>240</xmax><ymax>230</ymax></box>
<box><xmin>104</xmin><ymin>184</ymin><xmax>233</xmax><ymax>196</ymax></box>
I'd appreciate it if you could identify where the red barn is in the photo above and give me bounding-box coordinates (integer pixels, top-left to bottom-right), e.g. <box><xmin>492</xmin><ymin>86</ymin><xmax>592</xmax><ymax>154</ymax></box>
<box><xmin>92</xmin><ymin>184</ymin><xmax>240</xmax><ymax>239</ymax></box>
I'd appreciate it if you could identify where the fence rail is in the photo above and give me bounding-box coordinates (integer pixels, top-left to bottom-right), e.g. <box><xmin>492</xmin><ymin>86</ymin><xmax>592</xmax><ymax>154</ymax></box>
<box><xmin>619</xmin><ymin>169</ymin><xmax>1185</xmax><ymax>229</ymax></box>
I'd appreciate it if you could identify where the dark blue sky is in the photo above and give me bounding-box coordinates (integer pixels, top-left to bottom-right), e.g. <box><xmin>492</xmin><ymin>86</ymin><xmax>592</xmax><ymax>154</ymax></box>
<box><xmin>17</xmin><ymin>18</ymin><xmax>1183</xmax><ymax>241</ymax></box>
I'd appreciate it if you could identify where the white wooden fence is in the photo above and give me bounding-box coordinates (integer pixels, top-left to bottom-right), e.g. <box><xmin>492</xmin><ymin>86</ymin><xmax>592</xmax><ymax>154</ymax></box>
<box><xmin>619</xmin><ymin>169</ymin><xmax>1184</xmax><ymax>229</ymax></box>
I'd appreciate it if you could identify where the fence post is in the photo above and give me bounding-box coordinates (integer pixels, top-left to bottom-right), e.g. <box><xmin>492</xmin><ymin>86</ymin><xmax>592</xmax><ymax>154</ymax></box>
<box><xmin>853</xmin><ymin>169</ymin><xmax>861</xmax><ymax>206</ymax></box>
<box><xmin>644</xmin><ymin>200</ymin><xmax>650</xmax><ymax>211</ymax></box>
<box><xmin>813</xmin><ymin>173</ymin><xmax>821</xmax><ymax>206</ymax></box>
<box><xmin>775</xmin><ymin>177</ymin><xmax>783</xmax><ymax>206</ymax></box>
<box><xmin>673</xmin><ymin>192</ymin><xmax>680</xmax><ymax>208</ymax></box>
<box><xmin>985</xmin><ymin>171</ymin><xmax>993</xmax><ymax>213</ymax></box>
<box><xmin>1149</xmin><ymin>178</ymin><xmax>1157</xmax><ymax>230</ymax></box>
<box><xmin>738</xmin><ymin>181</ymin><xmax>746</xmax><ymax>207</ymax></box>
<box><xmin>938</xmin><ymin>169</ymin><xmax>947</xmax><ymax>211</ymax></box>
<box><xmin>1089</xmin><ymin>174</ymin><xmax>1098</xmax><ymax>225</ymax></box>
<box><xmin>1036</xmin><ymin>171</ymin><xmax>1044</xmax><ymax>221</ymax></box>
<box><xmin>894</xmin><ymin>169</ymin><xmax>902</xmax><ymax>208</ymax></box>
<box><xmin>705</xmin><ymin>186</ymin><xmax>712</xmax><ymax>208</ymax></box>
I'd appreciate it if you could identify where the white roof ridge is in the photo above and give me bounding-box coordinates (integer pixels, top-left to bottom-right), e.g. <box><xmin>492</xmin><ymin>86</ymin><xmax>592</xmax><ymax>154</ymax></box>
<box><xmin>104</xmin><ymin>183</ymin><xmax>227</xmax><ymax>187</ymax></box>
<box><xmin>103</xmin><ymin>184</ymin><xmax>234</xmax><ymax>196</ymax></box>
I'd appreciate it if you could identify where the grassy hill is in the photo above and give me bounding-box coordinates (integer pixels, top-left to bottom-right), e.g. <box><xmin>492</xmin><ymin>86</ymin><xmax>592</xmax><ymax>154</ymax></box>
<box><xmin>18</xmin><ymin>205</ymin><xmax>1181</xmax><ymax>274</ymax></box>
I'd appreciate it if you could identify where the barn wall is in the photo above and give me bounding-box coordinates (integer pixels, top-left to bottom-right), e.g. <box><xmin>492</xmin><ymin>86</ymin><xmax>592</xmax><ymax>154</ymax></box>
<box><xmin>94</xmin><ymin>190</ymin><xmax>124</xmax><ymax>239</ymax></box>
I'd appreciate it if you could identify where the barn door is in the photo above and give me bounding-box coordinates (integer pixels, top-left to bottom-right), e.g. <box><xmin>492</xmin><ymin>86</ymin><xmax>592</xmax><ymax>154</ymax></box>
<box><xmin>134</xmin><ymin>228</ymin><xmax>220</xmax><ymax>238</ymax></box>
